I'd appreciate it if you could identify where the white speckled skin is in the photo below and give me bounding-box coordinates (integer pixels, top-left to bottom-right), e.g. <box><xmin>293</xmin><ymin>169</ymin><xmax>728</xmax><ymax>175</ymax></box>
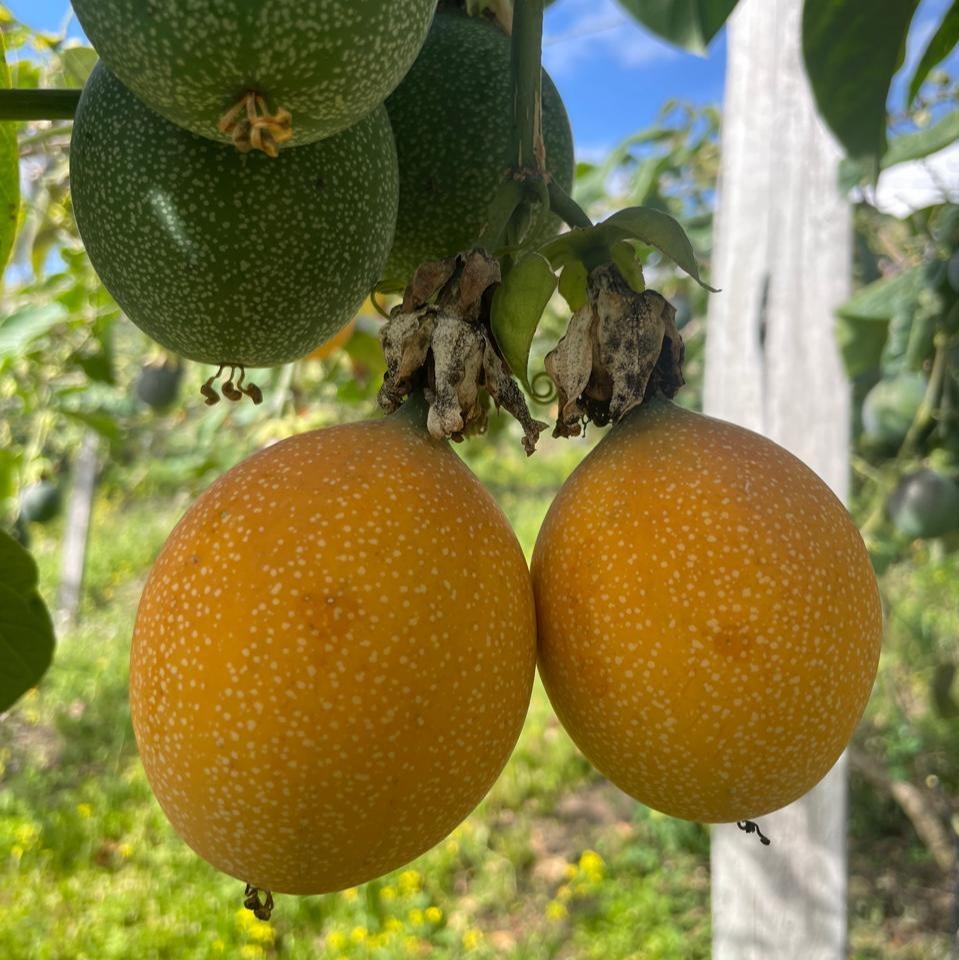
<box><xmin>381</xmin><ymin>10</ymin><xmax>574</xmax><ymax>290</ymax></box>
<box><xmin>70</xmin><ymin>0</ymin><xmax>438</xmax><ymax>146</ymax></box>
<box><xmin>130</xmin><ymin>408</ymin><xmax>537</xmax><ymax>894</ymax></box>
<box><xmin>70</xmin><ymin>64</ymin><xmax>398</xmax><ymax>367</ymax></box>
<box><xmin>532</xmin><ymin>399</ymin><xmax>883</xmax><ymax>823</ymax></box>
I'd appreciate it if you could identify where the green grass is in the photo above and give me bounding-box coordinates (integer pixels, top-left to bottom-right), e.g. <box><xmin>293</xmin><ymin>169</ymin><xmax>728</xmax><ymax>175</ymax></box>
<box><xmin>0</xmin><ymin>438</ymin><xmax>953</xmax><ymax>959</ymax></box>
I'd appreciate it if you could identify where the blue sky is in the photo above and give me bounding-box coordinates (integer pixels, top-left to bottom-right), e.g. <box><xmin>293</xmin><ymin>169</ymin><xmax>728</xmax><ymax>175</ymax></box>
<box><xmin>9</xmin><ymin>0</ymin><xmax>957</xmax><ymax>159</ymax></box>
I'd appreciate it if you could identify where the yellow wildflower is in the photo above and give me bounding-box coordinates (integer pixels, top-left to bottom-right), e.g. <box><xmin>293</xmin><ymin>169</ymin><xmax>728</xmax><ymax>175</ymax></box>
<box><xmin>15</xmin><ymin>823</ymin><xmax>40</xmax><ymax>849</ymax></box>
<box><xmin>239</xmin><ymin>946</ymin><xmax>264</xmax><ymax>960</ymax></box>
<box><xmin>546</xmin><ymin>900</ymin><xmax>568</xmax><ymax>921</ymax></box>
<box><xmin>118</xmin><ymin>842</ymin><xmax>134</xmax><ymax>859</ymax></box>
<box><xmin>249</xmin><ymin>920</ymin><xmax>275</xmax><ymax>944</ymax></box>
<box><xmin>578</xmin><ymin>849</ymin><xmax>604</xmax><ymax>882</ymax></box>
<box><xmin>341</xmin><ymin>887</ymin><xmax>358</xmax><ymax>902</ymax></box>
<box><xmin>326</xmin><ymin>931</ymin><xmax>347</xmax><ymax>950</ymax></box>
<box><xmin>76</xmin><ymin>803</ymin><xmax>93</xmax><ymax>819</ymax></box>
<box><xmin>380</xmin><ymin>885</ymin><xmax>397</xmax><ymax>902</ymax></box>
<box><xmin>350</xmin><ymin>925</ymin><xmax>368</xmax><ymax>943</ymax></box>
<box><xmin>408</xmin><ymin>908</ymin><xmax>425</xmax><ymax>925</ymax></box>
<box><xmin>462</xmin><ymin>928</ymin><xmax>483</xmax><ymax>951</ymax></box>
<box><xmin>425</xmin><ymin>906</ymin><xmax>443</xmax><ymax>924</ymax></box>
<box><xmin>556</xmin><ymin>884</ymin><xmax>572</xmax><ymax>902</ymax></box>
<box><xmin>398</xmin><ymin>869</ymin><xmax>422</xmax><ymax>894</ymax></box>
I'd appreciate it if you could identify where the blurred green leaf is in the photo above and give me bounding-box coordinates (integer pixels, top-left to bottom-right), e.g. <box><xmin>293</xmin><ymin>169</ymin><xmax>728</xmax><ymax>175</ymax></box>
<box><xmin>802</xmin><ymin>0</ymin><xmax>919</xmax><ymax>164</ymax></box>
<box><xmin>0</xmin><ymin>303</ymin><xmax>67</xmax><ymax>357</ymax></box>
<box><xmin>884</xmin><ymin>109</ymin><xmax>959</xmax><ymax>168</ymax></box>
<box><xmin>615</xmin><ymin>0</ymin><xmax>738</xmax><ymax>54</ymax></box>
<box><xmin>58</xmin><ymin>45</ymin><xmax>97</xmax><ymax>86</ymax></box>
<box><xmin>907</xmin><ymin>1</ymin><xmax>959</xmax><ymax>106</ymax></box>
<box><xmin>0</xmin><ymin>529</ymin><xmax>55</xmax><ymax>712</ymax></box>
<box><xmin>838</xmin><ymin>266</ymin><xmax>925</xmax><ymax>322</ymax></box>
<box><xmin>491</xmin><ymin>253</ymin><xmax>557</xmax><ymax>391</ymax></box>
<box><xmin>0</xmin><ymin>33</ymin><xmax>20</xmax><ymax>276</ymax></box>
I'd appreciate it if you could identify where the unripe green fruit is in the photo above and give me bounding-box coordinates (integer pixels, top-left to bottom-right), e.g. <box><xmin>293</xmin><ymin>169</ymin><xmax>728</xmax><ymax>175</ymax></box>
<box><xmin>71</xmin><ymin>0</ymin><xmax>438</xmax><ymax>148</ymax></box>
<box><xmin>861</xmin><ymin>372</ymin><xmax>927</xmax><ymax>448</ymax></box>
<box><xmin>381</xmin><ymin>9</ymin><xmax>575</xmax><ymax>291</ymax></box>
<box><xmin>136</xmin><ymin>362</ymin><xmax>184</xmax><ymax>411</ymax></box>
<box><xmin>71</xmin><ymin>65</ymin><xmax>398</xmax><ymax>368</ymax></box>
<box><xmin>20</xmin><ymin>482</ymin><xmax>62</xmax><ymax>526</ymax></box>
<box><xmin>887</xmin><ymin>468</ymin><xmax>959</xmax><ymax>540</ymax></box>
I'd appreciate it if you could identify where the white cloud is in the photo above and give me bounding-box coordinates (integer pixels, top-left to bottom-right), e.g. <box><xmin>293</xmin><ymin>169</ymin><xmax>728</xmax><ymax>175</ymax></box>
<box><xmin>543</xmin><ymin>0</ymin><xmax>679</xmax><ymax>77</ymax></box>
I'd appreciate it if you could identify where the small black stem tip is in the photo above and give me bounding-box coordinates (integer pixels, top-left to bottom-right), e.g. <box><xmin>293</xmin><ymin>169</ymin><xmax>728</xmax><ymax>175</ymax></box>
<box><xmin>736</xmin><ymin>820</ymin><xmax>772</xmax><ymax>846</ymax></box>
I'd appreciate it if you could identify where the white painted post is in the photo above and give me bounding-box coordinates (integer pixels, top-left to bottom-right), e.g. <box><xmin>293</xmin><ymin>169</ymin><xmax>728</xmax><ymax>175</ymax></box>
<box><xmin>56</xmin><ymin>430</ymin><xmax>99</xmax><ymax>629</ymax></box>
<box><xmin>703</xmin><ymin>0</ymin><xmax>853</xmax><ymax>956</ymax></box>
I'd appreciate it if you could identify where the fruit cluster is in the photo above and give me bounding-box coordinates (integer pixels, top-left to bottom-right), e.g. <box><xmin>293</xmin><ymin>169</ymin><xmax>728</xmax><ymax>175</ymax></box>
<box><xmin>68</xmin><ymin>0</ymin><xmax>882</xmax><ymax>917</ymax></box>
<box><xmin>69</xmin><ymin>4</ymin><xmax>573</xmax><ymax>402</ymax></box>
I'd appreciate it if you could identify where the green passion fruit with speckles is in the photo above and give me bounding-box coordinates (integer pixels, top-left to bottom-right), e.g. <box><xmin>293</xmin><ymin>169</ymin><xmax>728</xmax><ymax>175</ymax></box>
<box><xmin>380</xmin><ymin>9</ymin><xmax>574</xmax><ymax>292</ymax></box>
<box><xmin>71</xmin><ymin>64</ymin><xmax>398</xmax><ymax>371</ymax></box>
<box><xmin>71</xmin><ymin>0</ymin><xmax>438</xmax><ymax>151</ymax></box>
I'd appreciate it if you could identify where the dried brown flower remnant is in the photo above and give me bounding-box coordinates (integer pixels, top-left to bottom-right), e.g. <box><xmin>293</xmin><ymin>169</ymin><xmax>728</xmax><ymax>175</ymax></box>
<box><xmin>379</xmin><ymin>250</ymin><xmax>547</xmax><ymax>454</ymax></box>
<box><xmin>545</xmin><ymin>264</ymin><xmax>684</xmax><ymax>438</ymax></box>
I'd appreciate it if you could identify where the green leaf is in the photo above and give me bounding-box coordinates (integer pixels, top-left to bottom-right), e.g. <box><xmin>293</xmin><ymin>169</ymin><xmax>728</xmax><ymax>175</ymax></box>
<box><xmin>490</xmin><ymin>253</ymin><xmax>557</xmax><ymax>391</ymax></box>
<box><xmin>610</xmin><ymin>240</ymin><xmax>646</xmax><ymax>292</ymax></box>
<box><xmin>908</xmin><ymin>1</ymin><xmax>959</xmax><ymax>106</ymax></box>
<box><xmin>836</xmin><ymin>314</ymin><xmax>889</xmax><ymax>378</ymax></box>
<box><xmin>0</xmin><ymin>34</ymin><xmax>20</xmax><ymax>276</ymax></box>
<box><xmin>884</xmin><ymin>109</ymin><xmax>959</xmax><ymax>168</ymax></box>
<box><xmin>58</xmin><ymin>45</ymin><xmax>98</xmax><ymax>86</ymax></box>
<box><xmin>55</xmin><ymin>408</ymin><xmax>122</xmax><ymax>448</ymax></box>
<box><xmin>0</xmin><ymin>529</ymin><xmax>55</xmax><ymax>712</ymax></box>
<box><xmin>0</xmin><ymin>303</ymin><xmax>67</xmax><ymax>357</ymax></box>
<box><xmin>615</xmin><ymin>0</ymin><xmax>739</xmax><ymax>54</ymax></box>
<box><xmin>802</xmin><ymin>0</ymin><xmax>919</xmax><ymax>163</ymax></box>
<box><xmin>603</xmin><ymin>206</ymin><xmax>716</xmax><ymax>290</ymax></box>
<box><xmin>558</xmin><ymin>259</ymin><xmax>589</xmax><ymax>312</ymax></box>
<box><xmin>837</xmin><ymin>265</ymin><xmax>925</xmax><ymax>322</ymax></box>
<box><xmin>835</xmin><ymin>265</ymin><xmax>926</xmax><ymax>378</ymax></box>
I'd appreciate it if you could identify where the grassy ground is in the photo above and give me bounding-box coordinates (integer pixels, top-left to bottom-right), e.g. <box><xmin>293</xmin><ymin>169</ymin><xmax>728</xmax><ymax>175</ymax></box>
<box><xmin>0</xmin><ymin>435</ymin><xmax>953</xmax><ymax>959</ymax></box>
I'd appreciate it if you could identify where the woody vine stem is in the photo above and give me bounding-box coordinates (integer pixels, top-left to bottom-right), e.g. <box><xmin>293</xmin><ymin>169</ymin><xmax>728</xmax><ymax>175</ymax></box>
<box><xmin>477</xmin><ymin>0</ymin><xmax>592</xmax><ymax>252</ymax></box>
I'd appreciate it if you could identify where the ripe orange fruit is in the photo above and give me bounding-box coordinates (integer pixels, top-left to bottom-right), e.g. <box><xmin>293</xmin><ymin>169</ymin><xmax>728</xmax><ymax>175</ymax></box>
<box><xmin>130</xmin><ymin>399</ymin><xmax>536</xmax><ymax>894</ymax></box>
<box><xmin>532</xmin><ymin>399</ymin><xmax>882</xmax><ymax>823</ymax></box>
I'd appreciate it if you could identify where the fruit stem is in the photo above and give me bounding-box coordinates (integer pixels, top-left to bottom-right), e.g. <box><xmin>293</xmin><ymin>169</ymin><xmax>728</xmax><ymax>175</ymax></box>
<box><xmin>547</xmin><ymin>179</ymin><xmax>593</xmax><ymax>230</ymax></box>
<box><xmin>898</xmin><ymin>333</ymin><xmax>949</xmax><ymax>459</ymax></box>
<box><xmin>392</xmin><ymin>389</ymin><xmax>432</xmax><ymax>430</ymax></box>
<box><xmin>0</xmin><ymin>88</ymin><xmax>81</xmax><ymax>121</ymax></box>
<box><xmin>511</xmin><ymin>0</ymin><xmax>546</xmax><ymax>176</ymax></box>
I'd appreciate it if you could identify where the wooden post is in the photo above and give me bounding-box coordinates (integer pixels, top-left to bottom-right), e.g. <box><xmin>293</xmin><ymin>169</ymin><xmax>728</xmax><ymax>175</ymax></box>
<box><xmin>703</xmin><ymin>0</ymin><xmax>853</xmax><ymax>956</ymax></box>
<box><xmin>56</xmin><ymin>430</ymin><xmax>99</xmax><ymax>629</ymax></box>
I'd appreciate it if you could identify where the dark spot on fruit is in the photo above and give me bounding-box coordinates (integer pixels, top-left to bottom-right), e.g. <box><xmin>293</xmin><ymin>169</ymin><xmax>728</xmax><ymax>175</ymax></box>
<box><xmin>314</xmin><ymin>176</ymin><xmax>325</xmax><ymax>193</ymax></box>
